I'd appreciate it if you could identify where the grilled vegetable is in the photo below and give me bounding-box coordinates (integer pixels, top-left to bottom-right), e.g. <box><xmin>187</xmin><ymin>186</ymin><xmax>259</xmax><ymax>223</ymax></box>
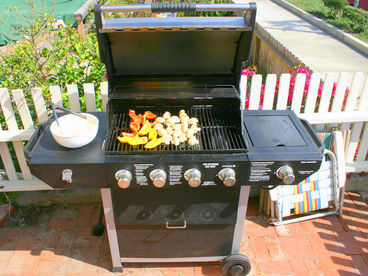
<box><xmin>156</xmin><ymin>117</ymin><xmax>165</xmax><ymax>123</ymax></box>
<box><xmin>128</xmin><ymin>136</ymin><xmax>148</xmax><ymax>145</ymax></box>
<box><xmin>132</xmin><ymin>114</ymin><xmax>145</xmax><ymax>125</ymax></box>
<box><xmin>117</xmin><ymin>136</ymin><xmax>130</xmax><ymax>143</ymax></box>
<box><xmin>130</xmin><ymin>122</ymin><xmax>140</xmax><ymax>133</ymax></box>
<box><xmin>144</xmin><ymin>111</ymin><xmax>157</xmax><ymax>120</ymax></box>
<box><xmin>138</xmin><ymin>121</ymin><xmax>151</xmax><ymax>135</ymax></box>
<box><xmin>148</xmin><ymin>129</ymin><xmax>157</xmax><ymax>140</ymax></box>
<box><xmin>121</xmin><ymin>132</ymin><xmax>137</xmax><ymax>138</ymax></box>
<box><xmin>118</xmin><ymin>109</ymin><xmax>200</xmax><ymax>149</ymax></box>
<box><xmin>162</xmin><ymin>111</ymin><xmax>171</xmax><ymax>120</ymax></box>
<box><xmin>144</xmin><ymin>138</ymin><xmax>163</xmax><ymax>149</ymax></box>
<box><xmin>128</xmin><ymin>109</ymin><xmax>136</xmax><ymax>120</ymax></box>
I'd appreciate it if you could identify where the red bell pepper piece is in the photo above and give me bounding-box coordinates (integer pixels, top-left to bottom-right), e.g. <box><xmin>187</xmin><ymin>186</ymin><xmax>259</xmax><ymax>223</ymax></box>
<box><xmin>129</xmin><ymin>122</ymin><xmax>140</xmax><ymax>133</ymax></box>
<box><xmin>128</xmin><ymin>109</ymin><xmax>137</xmax><ymax>120</ymax></box>
<box><xmin>133</xmin><ymin>114</ymin><xmax>145</xmax><ymax>125</ymax></box>
<box><xmin>144</xmin><ymin>111</ymin><xmax>157</xmax><ymax>120</ymax></box>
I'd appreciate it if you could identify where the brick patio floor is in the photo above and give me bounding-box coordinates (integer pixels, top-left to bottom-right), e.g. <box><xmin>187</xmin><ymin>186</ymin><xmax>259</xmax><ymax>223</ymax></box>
<box><xmin>0</xmin><ymin>191</ymin><xmax>367</xmax><ymax>276</ymax></box>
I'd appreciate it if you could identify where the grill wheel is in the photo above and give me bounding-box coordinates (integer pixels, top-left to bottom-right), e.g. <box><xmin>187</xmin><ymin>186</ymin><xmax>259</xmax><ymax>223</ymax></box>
<box><xmin>221</xmin><ymin>254</ymin><xmax>251</xmax><ymax>276</ymax></box>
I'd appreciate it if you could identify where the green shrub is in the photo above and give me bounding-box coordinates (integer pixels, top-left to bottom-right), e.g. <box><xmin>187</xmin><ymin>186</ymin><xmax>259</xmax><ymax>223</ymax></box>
<box><xmin>327</xmin><ymin>16</ymin><xmax>357</xmax><ymax>32</ymax></box>
<box><xmin>323</xmin><ymin>0</ymin><xmax>349</xmax><ymax>18</ymax></box>
<box><xmin>0</xmin><ymin>25</ymin><xmax>106</xmax><ymax>114</ymax></box>
<box><xmin>343</xmin><ymin>6</ymin><xmax>368</xmax><ymax>33</ymax></box>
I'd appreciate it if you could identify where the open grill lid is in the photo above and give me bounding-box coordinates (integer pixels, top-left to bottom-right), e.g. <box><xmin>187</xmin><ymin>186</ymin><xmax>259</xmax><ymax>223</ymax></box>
<box><xmin>94</xmin><ymin>3</ymin><xmax>257</xmax><ymax>89</ymax></box>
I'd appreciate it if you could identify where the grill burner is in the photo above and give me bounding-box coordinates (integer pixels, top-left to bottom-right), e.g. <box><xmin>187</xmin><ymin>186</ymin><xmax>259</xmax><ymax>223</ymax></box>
<box><xmin>105</xmin><ymin>107</ymin><xmax>247</xmax><ymax>154</ymax></box>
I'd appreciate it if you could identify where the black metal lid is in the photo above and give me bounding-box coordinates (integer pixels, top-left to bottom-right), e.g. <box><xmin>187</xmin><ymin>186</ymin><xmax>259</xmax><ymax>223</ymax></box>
<box><xmin>94</xmin><ymin>3</ymin><xmax>256</xmax><ymax>87</ymax></box>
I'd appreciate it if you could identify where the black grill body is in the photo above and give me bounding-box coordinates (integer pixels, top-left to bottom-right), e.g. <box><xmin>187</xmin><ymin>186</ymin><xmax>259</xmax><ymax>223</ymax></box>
<box><xmin>24</xmin><ymin>3</ymin><xmax>325</xmax><ymax>274</ymax></box>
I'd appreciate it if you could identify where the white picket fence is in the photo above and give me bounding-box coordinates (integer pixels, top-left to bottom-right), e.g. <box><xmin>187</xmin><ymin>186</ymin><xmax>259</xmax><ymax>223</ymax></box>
<box><xmin>0</xmin><ymin>72</ymin><xmax>367</xmax><ymax>192</ymax></box>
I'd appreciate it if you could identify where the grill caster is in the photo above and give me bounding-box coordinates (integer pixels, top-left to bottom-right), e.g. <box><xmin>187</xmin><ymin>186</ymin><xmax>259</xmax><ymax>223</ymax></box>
<box><xmin>221</xmin><ymin>254</ymin><xmax>251</xmax><ymax>276</ymax></box>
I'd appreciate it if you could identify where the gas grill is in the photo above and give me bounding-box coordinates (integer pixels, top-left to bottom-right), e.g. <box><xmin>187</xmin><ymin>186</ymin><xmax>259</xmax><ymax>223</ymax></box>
<box><xmin>25</xmin><ymin>3</ymin><xmax>324</xmax><ymax>275</ymax></box>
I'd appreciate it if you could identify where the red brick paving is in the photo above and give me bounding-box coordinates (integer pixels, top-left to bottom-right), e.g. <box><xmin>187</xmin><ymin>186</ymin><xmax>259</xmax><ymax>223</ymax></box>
<box><xmin>0</xmin><ymin>191</ymin><xmax>366</xmax><ymax>276</ymax></box>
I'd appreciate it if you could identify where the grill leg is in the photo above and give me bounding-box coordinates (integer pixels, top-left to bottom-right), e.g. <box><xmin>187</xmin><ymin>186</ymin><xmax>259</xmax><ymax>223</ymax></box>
<box><xmin>231</xmin><ymin>186</ymin><xmax>250</xmax><ymax>254</ymax></box>
<box><xmin>101</xmin><ymin>188</ymin><xmax>123</xmax><ymax>272</ymax></box>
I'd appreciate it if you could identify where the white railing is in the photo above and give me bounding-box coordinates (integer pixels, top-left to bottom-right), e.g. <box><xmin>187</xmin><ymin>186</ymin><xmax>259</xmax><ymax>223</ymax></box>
<box><xmin>0</xmin><ymin>72</ymin><xmax>367</xmax><ymax>191</ymax></box>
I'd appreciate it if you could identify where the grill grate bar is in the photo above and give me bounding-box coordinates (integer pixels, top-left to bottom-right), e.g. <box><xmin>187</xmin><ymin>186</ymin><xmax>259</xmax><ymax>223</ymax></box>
<box><xmin>104</xmin><ymin>107</ymin><xmax>246</xmax><ymax>155</ymax></box>
<box><xmin>223</xmin><ymin>110</ymin><xmax>240</xmax><ymax>149</ymax></box>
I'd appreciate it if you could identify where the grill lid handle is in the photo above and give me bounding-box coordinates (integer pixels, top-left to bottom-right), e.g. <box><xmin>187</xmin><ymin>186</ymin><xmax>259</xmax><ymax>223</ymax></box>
<box><xmin>98</xmin><ymin>3</ymin><xmax>252</xmax><ymax>13</ymax></box>
<box><xmin>151</xmin><ymin>2</ymin><xmax>196</xmax><ymax>13</ymax></box>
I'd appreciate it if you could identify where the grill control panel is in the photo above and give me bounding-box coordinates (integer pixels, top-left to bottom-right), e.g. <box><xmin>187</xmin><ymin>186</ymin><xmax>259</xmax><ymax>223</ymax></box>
<box><xmin>107</xmin><ymin>160</ymin><xmax>249</xmax><ymax>189</ymax></box>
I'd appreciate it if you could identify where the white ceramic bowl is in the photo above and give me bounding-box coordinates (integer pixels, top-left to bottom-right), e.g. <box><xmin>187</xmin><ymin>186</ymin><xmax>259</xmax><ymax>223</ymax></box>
<box><xmin>50</xmin><ymin>113</ymin><xmax>99</xmax><ymax>148</ymax></box>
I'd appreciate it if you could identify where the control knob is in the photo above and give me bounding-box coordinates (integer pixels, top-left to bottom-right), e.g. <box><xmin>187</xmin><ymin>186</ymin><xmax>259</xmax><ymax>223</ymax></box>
<box><xmin>150</xmin><ymin>169</ymin><xmax>167</xmax><ymax>188</ymax></box>
<box><xmin>276</xmin><ymin>165</ymin><xmax>295</xmax><ymax>185</ymax></box>
<box><xmin>219</xmin><ymin>168</ymin><xmax>236</xmax><ymax>187</ymax></box>
<box><xmin>115</xmin><ymin>170</ymin><xmax>132</xmax><ymax>189</ymax></box>
<box><xmin>184</xmin><ymin>169</ymin><xmax>201</xmax><ymax>188</ymax></box>
<box><xmin>62</xmin><ymin>169</ymin><xmax>73</xmax><ymax>183</ymax></box>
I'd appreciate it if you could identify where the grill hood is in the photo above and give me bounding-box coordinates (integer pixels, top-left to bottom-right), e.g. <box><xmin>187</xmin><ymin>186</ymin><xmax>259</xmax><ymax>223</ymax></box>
<box><xmin>94</xmin><ymin>3</ymin><xmax>257</xmax><ymax>88</ymax></box>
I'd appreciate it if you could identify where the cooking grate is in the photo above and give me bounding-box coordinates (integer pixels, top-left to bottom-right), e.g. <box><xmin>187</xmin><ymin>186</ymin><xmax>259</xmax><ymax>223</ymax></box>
<box><xmin>104</xmin><ymin>107</ymin><xmax>247</xmax><ymax>154</ymax></box>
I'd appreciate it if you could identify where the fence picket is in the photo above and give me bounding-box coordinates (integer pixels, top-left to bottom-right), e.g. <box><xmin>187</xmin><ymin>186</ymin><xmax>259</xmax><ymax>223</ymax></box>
<box><xmin>304</xmin><ymin>73</ymin><xmax>321</xmax><ymax>114</ymax></box>
<box><xmin>50</xmin><ymin>86</ymin><xmax>63</xmax><ymax>106</ymax></box>
<box><xmin>11</xmin><ymin>89</ymin><xmax>34</xmax><ymax>180</ymax></box>
<box><xmin>0</xmin><ymin>88</ymin><xmax>17</xmax><ymax>180</ymax></box>
<box><xmin>248</xmin><ymin>75</ymin><xmax>262</xmax><ymax>110</ymax></box>
<box><xmin>67</xmin><ymin>84</ymin><xmax>81</xmax><ymax>112</ymax></box>
<box><xmin>263</xmin><ymin>74</ymin><xmax>276</xmax><ymax>110</ymax></box>
<box><xmin>0</xmin><ymin>89</ymin><xmax>32</xmax><ymax>180</ymax></box>
<box><xmin>0</xmin><ymin>143</ymin><xmax>17</xmax><ymax>180</ymax></box>
<box><xmin>100</xmin><ymin>82</ymin><xmax>108</xmax><ymax>112</ymax></box>
<box><xmin>83</xmin><ymin>83</ymin><xmax>97</xmax><ymax>112</ymax></box>
<box><xmin>1</xmin><ymin>89</ymin><xmax>18</xmax><ymax>130</ymax></box>
<box><xmin>276</xmin><ymin>74</ymin><xmax>291</xmax><ymax>110</ymax></box>
<box><xmin>239</xmin><ymin>75</ymin><xmax>247</xmax><ymax>110</ymax></box>
<box><xmin>356</xmin><ymin>124</ymin><xmax>368</xmax><ymax>162</ymax></box>
<box><xmin>290</xmin><ymin>73</ymin><xmax>306</xmax><ymax>113</ymax></box>
<box><xmin>318</xmin><ymin>73</ymin><xmax>336</xmax><ymax>113</ymax></box>
<box><xmin>329</xmin><ymin>72</ymin><xmax>349</xmax><ymax>128</ymax></box>
<box><xmin>346</xmin><ymin>75</ymin><xmax>368</xmax><ymax>162</ymax></box>
<box><xmin>341</xmin><ymin>72</ymin><xmax>364</xmax><ymax>130</ymax></box>
<box><xmin>12</xmin><ymin>90</ymin><xmax>34</xmax><ymax>130</ymax></box>
<box><xmin>31</xmin><ymin>88</ymin><xmax>48</xmax><ymax>123</ymax></box>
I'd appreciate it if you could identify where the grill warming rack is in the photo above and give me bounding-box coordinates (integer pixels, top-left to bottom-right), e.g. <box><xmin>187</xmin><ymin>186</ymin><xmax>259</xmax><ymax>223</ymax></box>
<box><xmin>104</xmin><ymin>107</ymin><xmax>247</xmax><ymax>154</ymax></box>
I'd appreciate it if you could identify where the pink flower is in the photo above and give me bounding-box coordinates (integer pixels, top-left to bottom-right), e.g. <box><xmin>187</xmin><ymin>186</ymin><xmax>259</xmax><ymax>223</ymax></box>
<box><xmin>103</xmin><ymin>74</ymin><xmax>107</xmax><ymax>79</ymax></box>
<box><xmin>241</xmin><ymin>69</ymin><xmax>249</xmax><ymax>75</ymax></box>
